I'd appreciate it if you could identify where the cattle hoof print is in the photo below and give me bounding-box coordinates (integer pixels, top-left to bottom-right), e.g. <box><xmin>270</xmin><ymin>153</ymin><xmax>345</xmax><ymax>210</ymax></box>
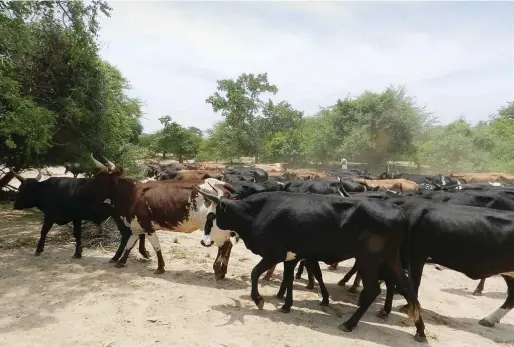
<box><xmin>413</xmin><ymin>334</ymin><xmax>428</xmax><ymax>343</ymax></box>
<box><xmin>478</xmin><ymin>318</ymin><xmax>495</xmax><ymax>327</ymax></box>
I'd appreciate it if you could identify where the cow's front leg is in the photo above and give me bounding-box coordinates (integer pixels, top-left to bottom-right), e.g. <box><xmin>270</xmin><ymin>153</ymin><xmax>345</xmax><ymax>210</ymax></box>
<box><xmin>72</xmin><ymin>220</ymin><xmax>83</xmax><ymax>259</ymax></box>
<box><xmin>251</xmin><ymin>257</ymin><xmax>282</xmax><ymax>309</ymax></box>
<box><xmin>35</xmin><ymin>217</ymin><xmax>54</xmax><ymax>256</ymax></box>
<box><xmin>115</xmin><ymin>231</ymin><xmax>142</xmax><ymax>268</ymax></box>
<box><xmin>146</xmin><ymin>231</ymin><xmax>165</xmax><ymax>274</ymax></box>
<box><xmin>213</xmin><ymin>240</ymin><xmax>232</xmax><ymax>280</ymax></box>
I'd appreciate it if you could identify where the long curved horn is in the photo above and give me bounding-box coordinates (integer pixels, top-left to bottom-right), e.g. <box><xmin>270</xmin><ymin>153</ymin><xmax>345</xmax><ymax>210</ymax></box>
<box><xmin>104</xmin><ymin>157</ymin><xmax>116</xmax><ymax>171</ymax></box>
<box><xmin>194</xmin><ymin>185</ymin><xmax>221</xmax><ymax>204</ymax></box>
<box><xmin>35</xmin><ymin>169</ymin><xmax>42</xmax><ymax>182</ymax></box>
<box><xmin>223</xmin><ymin>182</ymin><xmax>236</xmax><ymax>193</ymax></box>
<box><xmin>208</xmin><ymin>181</ymin><xmax>224</xmax><ymax>197</ymax></box>
<box><xmin>10</xmin><ymin>169</ymin><xmax>25</xmax><ymax>182</ymax></box>
<box><xmin>90</xmin><ymin>153</ymin><xmax>108</xmax><ymax>171</ymax></box>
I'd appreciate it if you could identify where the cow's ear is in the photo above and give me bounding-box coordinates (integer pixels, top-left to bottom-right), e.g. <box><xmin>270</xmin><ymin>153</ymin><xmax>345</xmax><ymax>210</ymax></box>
<box><xmin>112</xmin><ymin>168</ymin><xmax>124</xmax><ymax>180</ymax></box>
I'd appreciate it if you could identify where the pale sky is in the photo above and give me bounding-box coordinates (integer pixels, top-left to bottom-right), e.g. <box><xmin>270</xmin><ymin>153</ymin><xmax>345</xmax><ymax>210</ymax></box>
<box><xmin>98</xmin><ymin>1</ymin><xmax>514</xmax><ymax>133</ymax></box>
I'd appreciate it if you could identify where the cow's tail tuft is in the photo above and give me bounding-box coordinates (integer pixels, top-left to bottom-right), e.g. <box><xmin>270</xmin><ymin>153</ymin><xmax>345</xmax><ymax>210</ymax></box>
<box><xmin>407</xmin><ymin>301</ymin><xmax>421</xmax><ymax>322</ymax></box>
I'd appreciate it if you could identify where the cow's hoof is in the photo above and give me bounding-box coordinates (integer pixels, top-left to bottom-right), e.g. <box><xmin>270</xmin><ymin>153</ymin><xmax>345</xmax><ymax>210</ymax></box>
<box><xmin>256</xmin><ymin>297</ymin><xmax>265</xmax><ymax>310</ymax></box>
<box><xmin>473</xmin><ymin>291</ymin><xmax>482</xmax><ymax>296</ymax></box>
<box><xmin>478</xmin><ymin>319</ymin><xmax>495</xmax><ymax>327</ymax></box>
<box><xmin>337</xmin><ymin>279</ymin><xmax>346</xmax><ymax>287</ymax></box>
<box><xmin>114</xmin><ymin>262</ymin><xmax>126</xmax><ymax>268</ymax></box>
<box><xmin>154</xmin><ymin>268</ymin><xmax>165</xmax><ymax>274</ymax></box>
<box><xmin>108</xmin><ymin>258</ymin><xmax>118</xmax><ymax>264</ymax></box>
<box><xmin>276</xmin><ymin>292</ymin><xmax>285</xmax><ymax>300</ymax></box>
<box><xmin>377</xmin><ymin>308</ymin><xmax>389</xmax><ymax>320</ymax></box>
<box><xmin>320</xmin><ymin>300</ymin><xmax>329</xmax><ymax>307</ymax></box>
<box><xmin>263</xmin><ymin>275</ymin><xmax>272</xmax><ymax>281</ymax></box>
<box><xmin>140</xmin><ymin>250</ymin><xmax>151</xmax><ymax>259</ymax></box>
<box><xmin>279</xmin><ymin>305</ymin><xmax>291</xmax><ymax>313</ymax></box>
<box><xmin>34</xmin><ymin>251</ymin><xmax>43</xmax><ymax>256</ymax></box>
<box><xmin>295</xmin><ymin>274</ymin><xmax>302</xmax><ymax>280</ymax></box>
<box><xmin>347</xmin><ymin>286</ymin><xmax>358</xmax><ymax>294</ymax></box>
<box><xmin>414</xmin><ymin>334</ymin><xmax>428</xmax><ymax>343</ymax></box>
<box><xmin>338</xmin><ymin>322</ymin><xmax>352</xmax><ymax>332</ymax></box>
<box><xmin>72</xmin><ymin>254</ymin><xmax>82</xmax><ymax>259</ymax></box>
<box><xmin>306</xmin><ymin>284</ymin><xmax>315</xmax><ymax>290</ymax></box>
<box><xmin>398</xmin><ymin>304</ymin><xmax>409</xmax><ymax>314</ymax></box>
<box><xmin>329</xmin><ymin>265</ymin><xmax>338</xmax><ymax>270</ymax></box>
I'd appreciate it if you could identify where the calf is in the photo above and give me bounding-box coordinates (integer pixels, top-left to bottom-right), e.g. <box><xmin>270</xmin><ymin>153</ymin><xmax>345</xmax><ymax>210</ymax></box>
<box><xmin>195</xmin><ymin>189</ymin><xmax>426</xmax><ymax>342</ymax></box>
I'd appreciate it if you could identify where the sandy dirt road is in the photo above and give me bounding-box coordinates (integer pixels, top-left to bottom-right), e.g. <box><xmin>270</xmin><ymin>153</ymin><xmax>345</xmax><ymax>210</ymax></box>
<box><xmin>0</xmin><ymin>202</ymin><xmax>514</xmax><ymax>347</ymax></box>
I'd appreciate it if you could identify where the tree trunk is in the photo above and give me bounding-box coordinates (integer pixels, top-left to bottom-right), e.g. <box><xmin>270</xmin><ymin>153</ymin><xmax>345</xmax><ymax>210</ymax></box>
<box><xmin>0</xmin><ymin>171</ymin><xmax>15</xmax><ymax>190</ymax></box>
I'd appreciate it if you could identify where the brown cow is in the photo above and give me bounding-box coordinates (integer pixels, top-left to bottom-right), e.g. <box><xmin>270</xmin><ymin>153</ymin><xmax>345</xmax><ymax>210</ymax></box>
<box><xmin>174</xmin><ymin>170</ymin><xmax>224</xmax><ymax>181</ymax></box>
<box><xmin>449</xmin><ymin>172</ymin><xmax>514</xmax><ymax>184</ymax></box>
<box><xmin>87</xmin><ymin>155</ymin><xmax>235</xmax><ymax>277</ymax></box>
<box><xmin>351</xmin><ymin>178</ymin><xmax>419</xmax><ymax>192</ymax></box>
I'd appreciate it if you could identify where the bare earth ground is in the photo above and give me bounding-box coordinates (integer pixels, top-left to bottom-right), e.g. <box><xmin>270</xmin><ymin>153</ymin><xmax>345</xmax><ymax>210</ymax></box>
<box><xmin>1</xmin><ymin>205</ymin><xmax>514</xmax><ymax>347</ymax></box>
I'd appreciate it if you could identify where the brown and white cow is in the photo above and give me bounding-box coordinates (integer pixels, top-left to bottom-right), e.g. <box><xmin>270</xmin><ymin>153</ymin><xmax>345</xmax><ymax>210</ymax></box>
<box><xmin>87</xmin><ymin>155</ymin><xmax>236</xmax><ymax>277</ymax></box>
<box><xmin>174</xmin><ymin>170</ymin><xmax>224</xmax><ymax>181</ymax></box>
<box><xmin>351</xmin><ymin>178</ymin><xmax>419</xmax><ymax>192</ymax></box>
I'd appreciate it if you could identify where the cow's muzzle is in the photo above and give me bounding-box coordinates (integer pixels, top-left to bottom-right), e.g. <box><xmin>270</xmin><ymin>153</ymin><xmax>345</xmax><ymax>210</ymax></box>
<box><xmin>201</xmin><ymin>234</ymin><xmax>214</xmax><ymax>247</ymax></box>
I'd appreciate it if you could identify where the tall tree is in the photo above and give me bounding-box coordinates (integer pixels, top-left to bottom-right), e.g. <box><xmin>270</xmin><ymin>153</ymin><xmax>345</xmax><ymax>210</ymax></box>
<box><xmin>206</xmin><ymin>73</ymin><xmax>278</xmax><ymax>163</ymax></box>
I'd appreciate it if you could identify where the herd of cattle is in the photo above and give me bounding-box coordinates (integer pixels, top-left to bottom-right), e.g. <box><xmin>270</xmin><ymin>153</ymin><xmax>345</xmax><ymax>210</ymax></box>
<box><xmin>8</xmin><ymin>155</ymin><xmax>514</xmax><ymax>343</ymax></box>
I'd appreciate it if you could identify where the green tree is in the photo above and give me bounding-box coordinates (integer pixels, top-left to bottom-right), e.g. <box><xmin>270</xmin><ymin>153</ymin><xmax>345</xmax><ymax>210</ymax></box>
<box><xmin>157</xmin><ymin>116</ymin><xmax>200</xmax><ymax>162</ymax></box>
<box><xmin>205</xmin><ymin>73</ymin><xmax>278</xmax><ymax>163</ymax></box>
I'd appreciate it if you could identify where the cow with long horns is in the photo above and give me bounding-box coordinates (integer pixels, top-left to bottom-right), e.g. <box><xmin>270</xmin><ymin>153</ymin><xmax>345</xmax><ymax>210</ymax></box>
<box><xmin>11</xmin><ymin>165</ymin><xmax>142</xmax><ymax>261</ymax></box>
<box><xmin>86</xmin><ymin>154</ymin><xmax>238</xmax><ymax>277</ymax></box>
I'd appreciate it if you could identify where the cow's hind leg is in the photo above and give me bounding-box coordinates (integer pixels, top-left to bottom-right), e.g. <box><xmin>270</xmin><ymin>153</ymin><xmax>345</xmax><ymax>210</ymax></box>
<box><xmin>72</xmin><ymin>220</ymin><xmax>83</xmax><ymax>259</ymax></box>
<box><xmin>338</xmin><ymin>259</ymin><xmax>381</xmax><ymax>333</ymax></box>
<box><xmin>138</xmin><ymin>234</ymin><xmax>150</xmax><ymax>259</ymax></box>
<box><xmin>278</xmin><ymin>260</ymin><xmax>299</xmax><ymax>313</ymax></box>
<box><xmin>109</xmin><ymin>216</ymin><xmax>132</xmax><ymax>263</ymax></box>
<box><xmin>384</xmin><ymin>255</ymin><xmax>426</xmax><ymax>342</ymax></box>
<box><xmin>479</xmin><ymin>275</ymin><xmax>514</xmax><ymax>327</ymax></box>
<box><xmin>263</xmin><ymin>264</ymin><xmax>276</xmax><ymax>281</ymax></box>
<box><xmin>473</xmin><ymin>278</ymin><xmax>486</xmax><ymax>296</ymax></box>
<box><xmin>251</xmin><ymin>257</ymin><xmax>282</xmax><ymax>309</ymax></box>
<box><xmin>146</xmin><ymin>231</ymin><xmax>165</xmax><ymax>274</ymax></box>
<box><xmin>115</xmin><ymin>230</ymin><xmax>143</xmax><ymax>268</ymax></box>
<box><xmin>305</xmin><ymin>259</ymin><xmax>329</xmax><ymax>306</ymax></box>
<box><xmin>338</xmin><ymin>262</ymin><xmax>358</xmax><ymax>287</ymax></box>
<box><xmin>329</xmin><ymin>262</ymin><xmax>339</xmax><ymax>270</ymax></box>
<box><xmin>35</xmin><ymin>217</ymin><xmax>54</xmax><ymax>256</ymax></box>
<box><xmin>295</xmin><ymin>259</ymin><xmax>305</xmax><ymax>279</ymax></box>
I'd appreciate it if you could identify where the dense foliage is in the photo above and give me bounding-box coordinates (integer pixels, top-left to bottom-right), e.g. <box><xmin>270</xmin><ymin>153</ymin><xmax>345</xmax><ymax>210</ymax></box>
<box><xmin>2</xmin><ymin>1</ymin><xmax>513</xmax><ymax>180</ymax></box>
<box><xmin>0</xmin><ymin>0</ymin><xmax>143</xmax><ymax>183</ymax></box>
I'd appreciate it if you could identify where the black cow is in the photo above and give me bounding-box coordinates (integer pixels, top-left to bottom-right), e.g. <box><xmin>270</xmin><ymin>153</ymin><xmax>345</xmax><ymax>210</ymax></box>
<box><xmin>224</xmin><ymin>167</ymin><xmax>268</xmax><ymax>183</ymax></box>
<box><xmin>339</xmin><ymin>191</ymin><xmax>514</xmax><ymax>294</ymax></box>
<box><xmin>388</xmin><ymin>199</ymin><xmax>514</xmax><ymax>328</ymax></box>
<box><xmin>195</xmin><ymin>189</ymin><xmax>426</xmax><ymax>342</ymax></box>
<box><xmin>11</xmin><ymin>168</ymin><xmax>148</xmax><ymax>262</ymax></box>
<box><xmin>222</xmin><ymin>173</ymin><xmax>256</xmax><ymax>184</ymax></box>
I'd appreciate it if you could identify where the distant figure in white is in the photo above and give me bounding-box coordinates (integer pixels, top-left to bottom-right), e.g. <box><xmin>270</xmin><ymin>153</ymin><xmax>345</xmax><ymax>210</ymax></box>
<box><xmin>340</xmin><ymin>158</ymin><xmax>348</xmax><ymax>170</ymax></box>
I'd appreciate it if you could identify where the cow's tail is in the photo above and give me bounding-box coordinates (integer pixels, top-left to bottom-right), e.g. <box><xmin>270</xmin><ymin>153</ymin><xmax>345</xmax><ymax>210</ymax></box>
<box><xmin>400</xmin><ymin>207</ymin><xmax>424</xmax><ymax>323</ymax></box>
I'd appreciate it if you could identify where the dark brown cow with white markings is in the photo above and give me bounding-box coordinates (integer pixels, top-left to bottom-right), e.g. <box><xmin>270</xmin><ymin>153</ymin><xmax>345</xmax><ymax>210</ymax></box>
<box><xmin>86</xmin><ymin>155</ymin><xmax>235</xmax><ymax>277</ymax></box>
